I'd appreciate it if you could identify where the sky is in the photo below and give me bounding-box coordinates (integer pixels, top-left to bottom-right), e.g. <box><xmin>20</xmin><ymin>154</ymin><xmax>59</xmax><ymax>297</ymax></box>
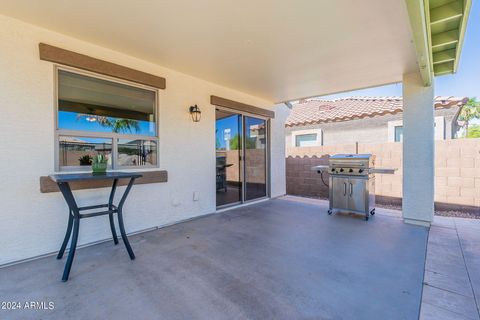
<box><xmin>215</xmin><ymin>115</ymin><xmax>264</xmax><ymax>149</ymax></box>
<box><xmin>59</xmin><ymin>111</ymin><xmax>155</xmax><ymax>139</ymax></box>
<box><xmin>216</xmin><ymin>115</ymin><xmax>240</xmax><ymax>149</ymax></box>
<box><xmin>322</xmin><ymin>0</ymin><xmax>480</xmax><ymax>100</ymax></box>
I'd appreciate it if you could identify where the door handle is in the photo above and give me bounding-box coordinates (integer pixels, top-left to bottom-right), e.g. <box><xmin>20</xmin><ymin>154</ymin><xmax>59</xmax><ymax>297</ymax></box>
<box><xmin>349</xmin><ymin>183</ymin><xmax>353</xmax><ymax>196</ymax></box>
<box><xmin>343</xmin><ymin>182</ymin><xmax>347</xmax><ymax>196</ymax></box>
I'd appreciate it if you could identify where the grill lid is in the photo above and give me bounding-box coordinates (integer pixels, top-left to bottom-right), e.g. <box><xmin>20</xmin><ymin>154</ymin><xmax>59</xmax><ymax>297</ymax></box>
<box><xmin>329</xmin><ymin>154</ymin><xmax>372</xmax><ymax>160</ymax></box>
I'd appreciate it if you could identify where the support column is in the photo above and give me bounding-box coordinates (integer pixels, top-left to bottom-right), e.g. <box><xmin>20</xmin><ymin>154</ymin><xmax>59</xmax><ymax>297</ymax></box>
<box><xmin>402</xmin><ymin>71</ymin><xmax>435</xmax><ymax>227</ymax></box>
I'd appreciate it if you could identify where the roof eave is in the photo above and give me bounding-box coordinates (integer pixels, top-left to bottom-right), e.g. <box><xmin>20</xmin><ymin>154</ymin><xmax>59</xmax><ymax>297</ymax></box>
<box><xmin>428</xmin><ymin>0</ymin><xmax>472</xmax><ymax>76</ymax></box>
<box><xmin>405</xmin><ymin>0</ymin><xmax>433</xmax><ymax>86</ymax></box>
<box><xmin>405</xmin><ymin>0</ymin><xmax>472</xmax><ymax>83</ymax></box>
<box><xmin>453</xmin><ymin>0</ymin><xmax>472</xmax><ymax>73</ymax></box>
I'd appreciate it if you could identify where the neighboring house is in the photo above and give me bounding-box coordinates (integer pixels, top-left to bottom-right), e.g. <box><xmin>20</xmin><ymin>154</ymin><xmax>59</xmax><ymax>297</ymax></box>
<box><xmin>286</xmin><ymin>96</ymin><xmax>468</xmax><ymax>147</ymax></box>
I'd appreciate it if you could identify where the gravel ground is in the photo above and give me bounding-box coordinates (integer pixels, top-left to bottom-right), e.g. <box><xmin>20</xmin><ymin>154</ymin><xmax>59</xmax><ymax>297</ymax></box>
<box><xmin>374</xmin><ymin>203</ymin><xmax>480</xmax><ymax>220</ymax></box>
<box><xmin>299</xmin><ymin>195</ymin><xmax>480</xmax><ymax>220</ymax></box>
<box><xmin>433</xmin><ymin>210</ymin><xmax>480</xmax><ymax>219</ymax></box>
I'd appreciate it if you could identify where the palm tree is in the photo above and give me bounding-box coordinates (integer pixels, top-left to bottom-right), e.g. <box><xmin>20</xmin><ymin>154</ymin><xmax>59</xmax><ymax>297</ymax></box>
<box><xmin>77</xmin><ymin>114</ymin><xmax>140</xmax><ymax>134</ymax></box>
<box><xmin>458</xmin><ymin>98</ymin><xmax>480</xmax><ymax>138</ymax></box>
<box><xmin>229</xmin><ymin>134</ymin><xmax>257</xmax><ymax>150</ymax></box>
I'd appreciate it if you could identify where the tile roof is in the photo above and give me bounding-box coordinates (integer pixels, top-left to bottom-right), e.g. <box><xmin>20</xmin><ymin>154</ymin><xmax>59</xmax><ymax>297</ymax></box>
<box><xmin>285</xmin><ymin>96</ymin><xmax>468</xmax><ymax>127</ymax></box>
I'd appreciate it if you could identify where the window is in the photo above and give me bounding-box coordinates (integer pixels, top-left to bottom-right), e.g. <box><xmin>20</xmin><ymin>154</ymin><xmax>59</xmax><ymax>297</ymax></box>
<box><xmin>291</xmin><ymin>129</ymin><xmax>322</xmax><ymax>147</ymax></box>
<box><xmin>56</xmin><ymin>68</ymin><xmax>158</xmax><ymax>170</ymax></box>
<box><xmin>295</xmin><ymin>133</ymin><xmax>318</xmax><ymax>147</ymax></box>
<box><xmin>394</xmin><ymin>126</ymin><xmax>403</xmax><ymax>142</ymax></box>
<box><xmin>117</xmin><ymin>139</ymin><xmax>157</xmax><ymax>166</ymax></box>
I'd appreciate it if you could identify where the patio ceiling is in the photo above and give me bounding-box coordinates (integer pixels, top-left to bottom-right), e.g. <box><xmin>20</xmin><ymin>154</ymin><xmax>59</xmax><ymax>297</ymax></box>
<box><xmin>0</xmin><ymin>1</ymin><xmax>469</xmax><ymax>102</ymax></box>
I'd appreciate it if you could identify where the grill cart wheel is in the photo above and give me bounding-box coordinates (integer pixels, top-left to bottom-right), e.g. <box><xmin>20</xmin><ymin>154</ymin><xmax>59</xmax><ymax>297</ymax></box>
<box><xmin>370</xmin><ymin>208</ymin><xmax>375</xmax><ymax>215</ymax></box>
<box><xmin>328</xmin><ymin>209</ymin><xmax>333</xmax><ymax>215</ymax></box>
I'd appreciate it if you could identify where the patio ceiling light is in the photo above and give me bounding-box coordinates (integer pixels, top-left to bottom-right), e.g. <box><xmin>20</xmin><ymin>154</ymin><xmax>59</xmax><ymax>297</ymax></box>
<box><xmin>189</xmin><ymin>105</ymin><xmax>201</xmax><ymax>122</ymax></box>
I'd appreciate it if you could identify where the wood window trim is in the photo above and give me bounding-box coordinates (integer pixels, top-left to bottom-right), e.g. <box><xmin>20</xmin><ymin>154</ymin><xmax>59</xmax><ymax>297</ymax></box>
<box><xmin>40</xmin><ymin>170</ymin><xmax>168</xmax><ymax>193</ymax></box>
<box><xmin>210</xmin><ymin>95</ymin><xmax>275</xmax><ymax>118</ymax></box>
<box><xmin>39</xmin><ymin>43</ymin><xmax>166</xmax><ymax>89</ymax></box>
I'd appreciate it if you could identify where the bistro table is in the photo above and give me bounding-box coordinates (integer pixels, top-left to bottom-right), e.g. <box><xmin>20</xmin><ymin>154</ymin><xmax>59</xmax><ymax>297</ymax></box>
<box><xmin>49</xmin><ymin>172</ymin><xmax>142</xmax><ymax>281</ymax></box>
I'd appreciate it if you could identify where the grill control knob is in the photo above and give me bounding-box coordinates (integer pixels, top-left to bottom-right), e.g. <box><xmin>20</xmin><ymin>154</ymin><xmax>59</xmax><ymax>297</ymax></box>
<box><xmin>359</xmin><ymin>169</ymin><xmax>364</xmax><ymax>173</ymax></box>
<box><xmin>340</xmin><ymin>168</ymin><xmax>344</xmax><ymax>172</ymax></box>
<box><xmin>349</xmin><ymin>168</ymin><xmax>353</xmax><ymax>173</ymax></box>
<box><xmin>331</xmin><ymin>168</ymin><xmax>335</xmax><ymax>172</ymax></box>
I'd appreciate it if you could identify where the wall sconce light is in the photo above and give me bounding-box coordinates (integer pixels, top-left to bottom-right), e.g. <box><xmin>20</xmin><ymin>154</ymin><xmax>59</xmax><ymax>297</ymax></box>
<box><xmin>189</xmin><ymin>105</ymin><xmax>201</xmax><ymax>122</ymax></box>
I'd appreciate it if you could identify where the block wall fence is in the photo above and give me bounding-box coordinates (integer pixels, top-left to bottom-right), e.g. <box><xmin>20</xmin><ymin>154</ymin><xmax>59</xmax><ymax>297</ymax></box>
<box><xmin>286</xmin><ymin>139</ymin><xmax>480</xmax><ymax>213</ymax></box>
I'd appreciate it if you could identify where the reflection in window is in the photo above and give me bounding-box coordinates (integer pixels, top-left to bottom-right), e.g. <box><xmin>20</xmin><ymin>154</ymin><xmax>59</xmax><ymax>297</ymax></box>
<box><xmin>117</xmin><ymin>139</ymin><xmax>157</xmax><ymax>167</ymax></box>
<box><xmin>245</xmin><ymin>117</ymin><xmax>267</xmax><ymax>200</ymax></box>
<box><xmin>58</xmin><ymin>70</ymin><xmax>156</xmax><ymax>136</ymax></box>
<box><xmin>59</xmin><ymin>136</ymin><xmax>112</xmax><ymax>168</ymax></box>
<box><xmin>246</xmin><ymin>121</ymin><xmax>266</xmax><ymax>150</ymax></box>
<box><xmin>215</xmin><ymin>111</ymin><xmax>243</xmax><ymax>206</ymax></box>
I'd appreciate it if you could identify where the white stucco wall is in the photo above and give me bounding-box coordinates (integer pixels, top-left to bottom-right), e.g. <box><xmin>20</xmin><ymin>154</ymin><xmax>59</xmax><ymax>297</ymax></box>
<box><xmin>402</xmin><ymin>72</ymin><xmax>435</xmax><ymax>226</ymax></box>
<box><xmin>0</xmin><ymin>15</ymin><xmax>284</xmax><ymax>265</ymax></box>
<box><xmin>270</xmin><ymin>104</ymin><xmax>290</xmax><ymax>198</ymax></box>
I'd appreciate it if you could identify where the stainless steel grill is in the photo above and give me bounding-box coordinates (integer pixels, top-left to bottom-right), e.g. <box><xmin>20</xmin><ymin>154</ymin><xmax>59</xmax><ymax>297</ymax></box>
<box><xmin>312</xmin><ymin>154</ymin><xmax>395</xmax><ymax>221</ymax></box>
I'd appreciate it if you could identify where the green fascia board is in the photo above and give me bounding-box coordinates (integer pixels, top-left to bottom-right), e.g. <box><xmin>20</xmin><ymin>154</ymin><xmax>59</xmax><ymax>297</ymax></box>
<box><xmin>433</xmin><ymin>48</ymin><xmax>456</xmax><ymax>64</ymax></box>
<box><xmin>432</xmin><ymin>42</ymin><xmax>457</xmax><ymax>54</ymax></box>
<box><xmin>429</xmin><ymin>0</ymin><xmax>456</xmax><ymax>9</ymax></box>
<box><xmin>405</xmin><ymin>0</ymin><xmax>433</xmax><ymax>86</ymax></box>
<box><xmin>428</xmin><ymin>0</ymin><xmax>472</xmax><ymax>76</ymax></box>
<box><xmin>453</xmin><ymin>0</ymin><xmax>472</xmax><ymax>73</ymax></box>
<box><xmin>403</xmin><ymin>0</ymin><xmax>470</xmax><ymax>82</ymax></box>
<box><xmin>430</xmin><ymin>18</ymin><xmax>461</xmax><ymax>34</ymax></box>
<box><xmin>433</xmin><ymin>60</ymin><xmax>455</xmax><ymax>75</ymax></box>
<box><xmin>431</xmin><ymin>29</ymin><xmax>459</xmax><ymax>48</ymax></box>
<box><xmin>430</xmin><ymin>1</ymin><xmax>463</xmax><ymax>24</ymax></box>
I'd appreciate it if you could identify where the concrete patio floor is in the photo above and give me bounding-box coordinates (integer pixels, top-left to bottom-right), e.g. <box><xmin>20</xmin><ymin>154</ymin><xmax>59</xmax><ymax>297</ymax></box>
<box><xmin>0</xmin><ymin>196</ymin><xmax>429</xmax><ymax>319</ymax></box>
<box><xmin>420</xmin><ymin>216</ymin><xmax>480</xmax><ymax>320</ymax></box>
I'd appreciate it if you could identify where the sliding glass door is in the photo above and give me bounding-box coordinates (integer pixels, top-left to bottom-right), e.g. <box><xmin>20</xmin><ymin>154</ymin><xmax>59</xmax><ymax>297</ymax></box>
<box><xmin>216</xmin><ymin>109</ymin><xmax>243</xmax><ymax>207</ymax></box>
<box><xmin>215</xmin><ymin>110</ymin><xmax>268</xmax><ymax>207</ymax></box>
<box><xmin>244</xmin><ymin>116</ymin><xmax>267</xmax><ymax>201</ymax></box>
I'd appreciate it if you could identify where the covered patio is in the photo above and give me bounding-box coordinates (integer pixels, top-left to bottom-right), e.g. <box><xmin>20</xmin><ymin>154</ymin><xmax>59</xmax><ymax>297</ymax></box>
<box><xmin>0</xmin><ymin>197</ymin><xmax>428</xmax><ymax>319</ymax></box>
<box><xmin>0</xmin><ymin>0</ymin><xmax>475</xmax><ymax>319</ymax></box>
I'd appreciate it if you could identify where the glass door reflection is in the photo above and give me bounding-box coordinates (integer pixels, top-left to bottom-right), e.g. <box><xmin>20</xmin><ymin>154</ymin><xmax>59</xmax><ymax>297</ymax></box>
<box><xmin>215</xmin><ymin>109</ymin><xmax>243</xmax><ymax>207</ymax></box>
<box><xmin>244</xmin><ymin>116</ymin><xmax>267</xmax><ymax>201</ymax></box>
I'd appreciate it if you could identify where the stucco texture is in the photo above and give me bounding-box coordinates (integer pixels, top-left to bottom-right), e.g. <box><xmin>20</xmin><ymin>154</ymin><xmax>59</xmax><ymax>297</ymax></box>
<box><xmin>0</xmin><ymin>14</ymin><xmax>288</xmax><ymax>265</ymax></box>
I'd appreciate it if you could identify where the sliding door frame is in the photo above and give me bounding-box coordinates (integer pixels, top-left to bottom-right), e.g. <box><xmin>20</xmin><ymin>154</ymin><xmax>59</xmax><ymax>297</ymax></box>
<box><xmin>215</xmin><ymin>106</ymin><xmax>271</xmax><ymax>208</ymax></box>
<box><xmin>215</xmin><ymin>107</ymin><xmax>243</xmax><ymax>209</ymax></box>
<box><xmin>242</xmin><ymin>114</ymin><xmax>270</xmax><ymax>204</ymax></box>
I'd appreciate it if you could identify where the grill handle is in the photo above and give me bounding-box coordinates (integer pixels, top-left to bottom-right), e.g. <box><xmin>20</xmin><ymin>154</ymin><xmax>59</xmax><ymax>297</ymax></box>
<box><xmin>343</xmin><ymin>182</ymin><xmax>347</xmax><ymax>196</ymax></box>
<box><xmin>349</xmin><ymin>183</ymin><xmax>353</xmax><ymax>196</ymax></box>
